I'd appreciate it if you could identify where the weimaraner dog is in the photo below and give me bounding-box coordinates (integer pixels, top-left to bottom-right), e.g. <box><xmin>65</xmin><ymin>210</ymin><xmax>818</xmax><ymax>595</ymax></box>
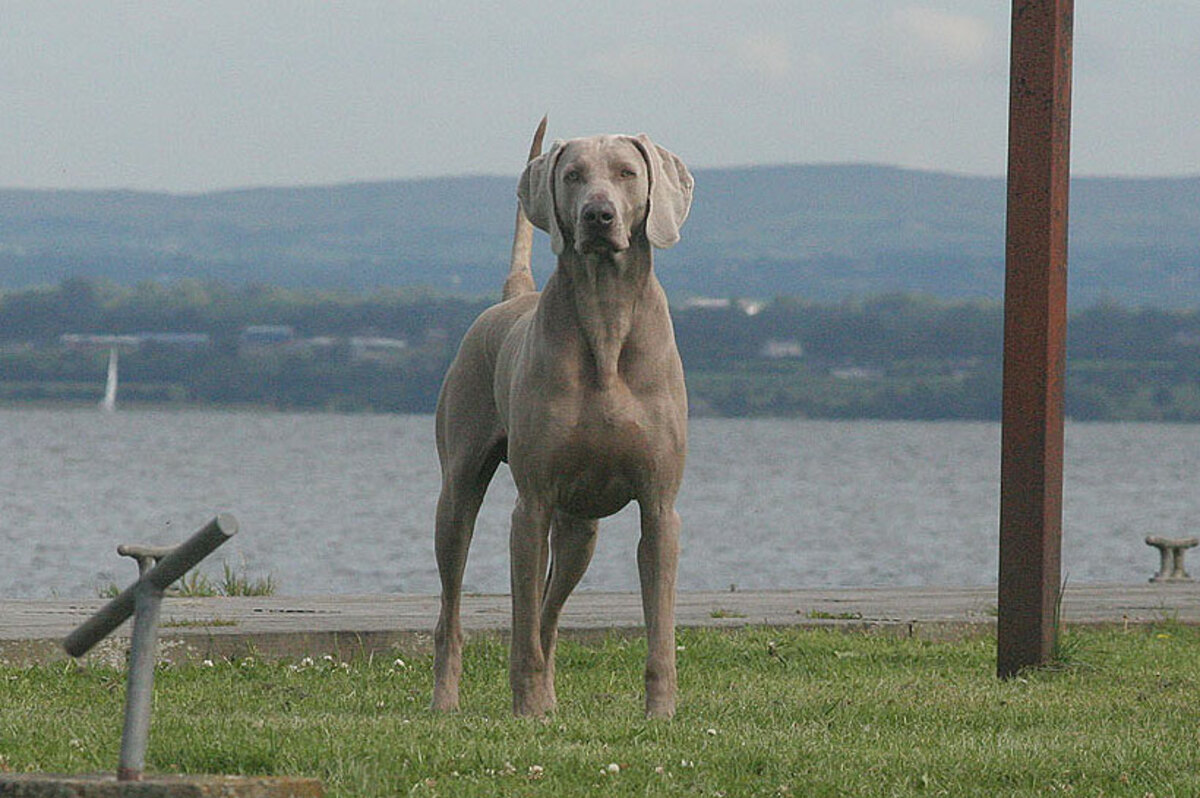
<box><xmin>432</xmin><ymin>120</ymin><xmax>693</xmax><ymax>718</ymax></box>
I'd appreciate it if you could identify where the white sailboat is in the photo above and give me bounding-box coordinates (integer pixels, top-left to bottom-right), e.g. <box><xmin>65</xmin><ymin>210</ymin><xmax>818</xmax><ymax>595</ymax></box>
<box><xmin>100</xmin><ymin>347</ymin><xmax>118</xmax><ymax>412</ymax></box>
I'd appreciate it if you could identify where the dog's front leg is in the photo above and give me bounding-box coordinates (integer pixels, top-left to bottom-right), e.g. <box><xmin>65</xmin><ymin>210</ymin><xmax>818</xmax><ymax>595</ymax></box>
<box><xmin>638</xmin><ymin>502</ymin><xmax>681</xmax><ymax>718</ymax></box>
<box><xmin>509</xmin><ymin>495</ymin><xmax>555</xmax><ymax>716</ymax></box>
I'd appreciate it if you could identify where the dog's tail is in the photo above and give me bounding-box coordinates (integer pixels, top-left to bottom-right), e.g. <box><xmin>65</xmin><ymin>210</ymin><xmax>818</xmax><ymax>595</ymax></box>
<box><xmin>502</xmin><ymin>115</ymin><xmax>547</xmax><ymax>301</ymax></box>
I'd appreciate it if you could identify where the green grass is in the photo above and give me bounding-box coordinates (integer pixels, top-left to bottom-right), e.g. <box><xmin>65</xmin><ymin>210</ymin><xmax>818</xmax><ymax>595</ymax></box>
<box><xmin>99</xmin><ymin>562</ymin><xmax>276</xmax><ymax>599</ymax></box>
<box><xmin>180</xmin><ymin>563</ymin><xmax>277</xmax><ymax>598</ymax></box>
<box><xmin>805</xmin><ymin>609</ymin><xmax>864</xmax><ymax>621</ymax></box>
<box><xmin>708</xmin><ymin>608</ymin><xmax>747</xmax><ymax>619</ymax></box>
<box><xmin>3</xmin><ymin>625</ymin><xmax>1200</xmax><ymax>796</ymax></box>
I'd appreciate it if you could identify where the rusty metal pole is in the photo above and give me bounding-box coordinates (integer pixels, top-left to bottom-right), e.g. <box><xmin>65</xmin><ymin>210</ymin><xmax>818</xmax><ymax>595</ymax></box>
<box><xmin>997</xmin><ymin>0</ymin><xmax>1074</xmax><ymax>678</ymax></box>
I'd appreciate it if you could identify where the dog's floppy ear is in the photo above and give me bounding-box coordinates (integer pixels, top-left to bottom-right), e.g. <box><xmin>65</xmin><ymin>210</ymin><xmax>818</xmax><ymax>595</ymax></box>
<box><xmin>518</xmin><ymin>139</ymin><xmax>567</xmax><ymax>255</ymax></box>
<box><xmin>632</xmin><ymin>135</ymin><xmax>693</xmax><ymax>250</ymax></box>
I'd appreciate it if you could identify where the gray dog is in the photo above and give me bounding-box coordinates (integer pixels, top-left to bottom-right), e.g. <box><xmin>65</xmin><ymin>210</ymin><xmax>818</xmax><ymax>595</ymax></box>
<box><xmin>432</xmin><ymin>120</ymin><xmax>693</xmax><ymax>718</ymax></box>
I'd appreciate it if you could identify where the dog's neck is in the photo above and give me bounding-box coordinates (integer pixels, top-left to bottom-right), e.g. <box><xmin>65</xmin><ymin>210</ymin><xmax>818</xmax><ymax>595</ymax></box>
<box><xmin>541</xmin><ymin>238</ymin><xmax>659</xmax><ymax>389</ymax></box>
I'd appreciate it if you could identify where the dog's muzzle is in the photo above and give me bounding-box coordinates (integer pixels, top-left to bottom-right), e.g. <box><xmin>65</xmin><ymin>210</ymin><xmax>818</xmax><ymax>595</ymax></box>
<box><xmin>577</xmin><ymin>199</ymin><xmax>628</xmax><ymax>253</ymax></box>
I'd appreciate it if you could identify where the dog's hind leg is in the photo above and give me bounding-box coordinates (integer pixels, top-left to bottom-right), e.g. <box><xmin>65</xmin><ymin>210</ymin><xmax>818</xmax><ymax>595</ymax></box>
<box><xmin>432</xmin><ymin>445</ymin><xmax>502</xmax><ymax>712</ymax></box>
<box><xmin>539</xmin><ymin>511</ymin><xmax>599</xmax><ymax>700</ymax></box>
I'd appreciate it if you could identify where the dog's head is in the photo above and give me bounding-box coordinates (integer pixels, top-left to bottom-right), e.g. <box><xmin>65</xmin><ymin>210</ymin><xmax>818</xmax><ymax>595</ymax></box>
<box><xmin>518</xmin><ymin>134</ymin><xmax>693</xmax><ymax>256</ymax></box>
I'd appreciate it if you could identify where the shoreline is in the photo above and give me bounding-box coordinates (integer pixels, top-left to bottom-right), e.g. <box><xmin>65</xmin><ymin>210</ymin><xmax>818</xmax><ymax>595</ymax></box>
<box><xmin>3</xmin><ymin>583</ymin><xmax>1197</xmax><ymax>667</ymax></box>
<box><xmin>5</xmin><ymin>402</ymin><xmax>1200</xmax><ymax>425</ymax></box>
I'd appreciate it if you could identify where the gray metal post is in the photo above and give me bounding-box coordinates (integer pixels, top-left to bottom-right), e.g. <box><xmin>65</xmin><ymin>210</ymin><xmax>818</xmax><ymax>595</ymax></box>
<box><xmin>117</xmin><ymin>580</ymin><xmax>165</xmax><ymax>781</ymax></box>
<box><xmin>64</xmin><ymin>514</ymin><xmax>237</xmax><ymax>658</ymax></box>
<box><xmin>62</xmin><ymin>514</ymin><xmax>238</xmax><ymax>782</ymax></box>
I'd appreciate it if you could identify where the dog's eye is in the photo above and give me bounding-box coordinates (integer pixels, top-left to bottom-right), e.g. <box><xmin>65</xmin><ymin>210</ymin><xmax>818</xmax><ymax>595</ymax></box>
<box><xmin>619</xmin><ymin>168</ymin><xmax>638</xmax><ymax>179</ymax></box>
<box><xmin>562</xmin><ymin>169</ymin><xmax>582</xmax><ymax>183</ymax></box>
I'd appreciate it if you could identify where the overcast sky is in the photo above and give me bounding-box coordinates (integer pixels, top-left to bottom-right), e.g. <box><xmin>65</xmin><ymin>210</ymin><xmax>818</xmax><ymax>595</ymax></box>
<box><xmin>3</xmin><ymin>1</ymin><xmax>1198</xmax><ymax>193</ymax></box>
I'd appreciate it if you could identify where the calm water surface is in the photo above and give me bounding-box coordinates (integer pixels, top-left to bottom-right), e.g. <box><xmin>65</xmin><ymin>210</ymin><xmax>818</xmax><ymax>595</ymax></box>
<box><xmin>1</xmin><ymin>409</ymin><xmax>1196</xmax><ymax>598</ymax></box>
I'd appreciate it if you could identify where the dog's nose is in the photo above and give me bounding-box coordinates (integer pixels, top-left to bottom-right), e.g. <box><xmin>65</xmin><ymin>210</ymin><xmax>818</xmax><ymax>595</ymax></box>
<box><xmin>581</xmin><ymin>199</ymin><xmax>616</xmax><ymax>228</ymax></box>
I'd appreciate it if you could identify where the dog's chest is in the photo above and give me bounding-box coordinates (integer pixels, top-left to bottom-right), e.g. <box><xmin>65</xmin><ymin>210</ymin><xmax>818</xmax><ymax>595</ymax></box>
<box><xmin>511</xmin><ymin>384</ymin><xmax>683</xmax><ymax>518</ymax></box>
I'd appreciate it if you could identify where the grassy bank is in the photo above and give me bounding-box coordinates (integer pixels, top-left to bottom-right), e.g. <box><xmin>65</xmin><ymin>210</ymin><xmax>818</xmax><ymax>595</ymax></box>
<box><xmin>3</xmin><ymin>625</ymin><xmax>1199</xmax><ymax>796</ymax></box>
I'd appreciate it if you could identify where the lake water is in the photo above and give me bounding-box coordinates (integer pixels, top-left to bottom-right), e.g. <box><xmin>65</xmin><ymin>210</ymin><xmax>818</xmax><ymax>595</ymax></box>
<box><xmin>1</xmin><ymin>409</ymin><xmax>1196</xmax><ymax>599</ymax></box>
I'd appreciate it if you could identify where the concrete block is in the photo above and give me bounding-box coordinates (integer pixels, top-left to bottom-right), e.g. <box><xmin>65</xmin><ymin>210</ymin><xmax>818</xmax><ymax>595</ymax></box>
<box><xmin>0</xmin><ymin>774</ymin><xmax>322</xmax><ymax>798</ymax></box>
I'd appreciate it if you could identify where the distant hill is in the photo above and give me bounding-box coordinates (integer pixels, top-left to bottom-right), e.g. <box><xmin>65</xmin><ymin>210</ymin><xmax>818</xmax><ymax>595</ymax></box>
<box><xmin>1</xmin><ymin>165</ymin><xmax>1198</xmax><ymax>307</ymax></box>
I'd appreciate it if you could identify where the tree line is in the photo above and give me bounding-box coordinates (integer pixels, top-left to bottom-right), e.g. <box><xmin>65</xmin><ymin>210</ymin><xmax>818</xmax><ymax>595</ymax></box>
<box><xmin>1</xmin><ymin>278</ymin><xmax>1198</xmax><ymax>420</ymax></box>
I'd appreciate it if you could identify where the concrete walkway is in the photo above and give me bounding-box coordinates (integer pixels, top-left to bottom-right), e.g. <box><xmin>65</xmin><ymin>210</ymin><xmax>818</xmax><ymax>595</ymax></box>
<box><xmin>2</xmin><ymin>583</ymin><xmax>1197</xmax><ymax>666</ymax></box>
